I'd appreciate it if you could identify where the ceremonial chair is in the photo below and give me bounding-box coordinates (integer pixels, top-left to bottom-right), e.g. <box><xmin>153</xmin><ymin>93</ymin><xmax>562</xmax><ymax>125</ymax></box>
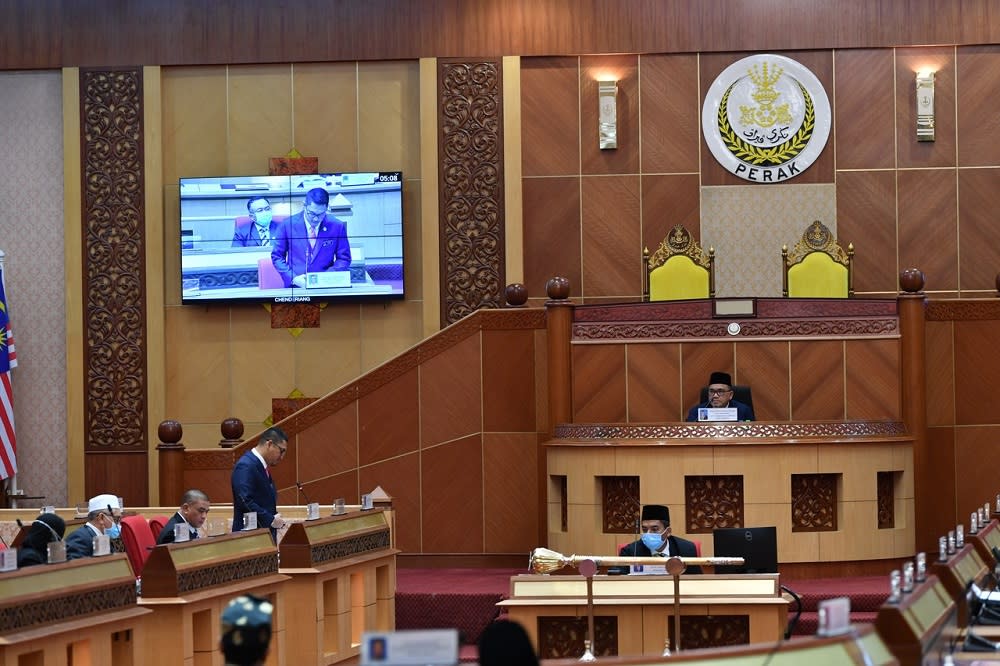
<box><xmin>782</xmin><ymin>220</ymin><xmax>854</xmax><ymax>298</ymax></box>
<box><xmin>120</xmin><ymin>515</ymin><xmax>157</xmax><ymax>576</ymax></box>
<box><xmin>699</xmin><ymin>385</ymin><xmax>754</xmax><ymax>413</ymax></box>
<box><xmin>643</xmin><ymin>225</ymin><xmax>715</xmax><ymax>301</ymax></box>
<box><xmin>148</xmin><ymin>515</ymin><xmax>170</xmax><ymax>542</ymax></box>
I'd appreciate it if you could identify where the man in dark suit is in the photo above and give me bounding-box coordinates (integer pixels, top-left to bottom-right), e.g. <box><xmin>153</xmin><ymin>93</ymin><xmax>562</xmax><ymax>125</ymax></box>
<box><xmin>611</xmin><ymin>504</ymin><xmax>701</xmax><ymax>574</ymax></box>
<box><xmin>65</xmin><ymin>493</ymin><xmax>121</xmax><ymax>560</ymax></box>
<box><xmin>270</xmin><ymin>188</ymin><xmax>351</xmax><ymax>288</ymax></box>
<box><xmin>232</xmin><ymin>196</ymin><xmax>282</xmax><ymax>247</ymax></box>
<box><xmin>686</xmin><ymin>371</ymin><xmax>755</xmax><ymax>422</ymax></box>
<box><xmin>231</xmin><ymin>427</ymin><xmax>289</xmax><ymax>540</ymax></box>
<box><xmin>157</xmin><ymin>488</ymin><xmax>211</xmax><ymax>544</ymax></box>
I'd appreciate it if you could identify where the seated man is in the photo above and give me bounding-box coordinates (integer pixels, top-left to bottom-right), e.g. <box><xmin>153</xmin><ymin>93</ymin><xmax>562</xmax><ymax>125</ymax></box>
<box><xmin>610</xmin><ymin>504</ymin><xmax>701</xmax><ymax>575</ymax></box>
<box><xmin>157</xmin><ymin>488</ymin><xmax>211</xmax><ymax>544</ymax></box>
<box><xmin>685</xmin><ymin>371</ymin><xmax>755</xmax><ymax>422</ymax></box>
<box><xmin>65</xmin><ymin>493</ymin><xmax>121</xmax><ymax>560</ymax></box>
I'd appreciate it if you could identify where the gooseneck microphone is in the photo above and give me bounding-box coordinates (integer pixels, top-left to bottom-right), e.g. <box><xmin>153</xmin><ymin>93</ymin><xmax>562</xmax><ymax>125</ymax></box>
<box><xmin>296</xmin><ymin>481</ymin><xmax>313</xmax><ymax>505</ymax></box>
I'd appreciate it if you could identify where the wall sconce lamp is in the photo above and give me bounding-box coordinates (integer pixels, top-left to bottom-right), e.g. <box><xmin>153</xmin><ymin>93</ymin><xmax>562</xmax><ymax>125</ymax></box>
<box><xmin>598</xmin><ymin>80</ymin><xmax>618</xmax><ymax>150</ymax></box>
<box><xmin>916</xmin><ymin>70</ymin><xmax>935</xmax><ymax>142</ymax></box>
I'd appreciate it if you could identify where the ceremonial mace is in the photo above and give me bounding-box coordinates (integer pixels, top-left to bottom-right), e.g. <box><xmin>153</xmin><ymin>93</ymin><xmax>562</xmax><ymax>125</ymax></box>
<box><xmin>529</xmin><ymin>548</ymin><xmax>745</xmax><ymax>658</ymax></box>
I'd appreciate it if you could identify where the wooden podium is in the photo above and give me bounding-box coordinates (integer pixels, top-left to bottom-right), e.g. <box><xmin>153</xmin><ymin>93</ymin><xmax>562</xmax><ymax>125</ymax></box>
<box><xmin>0</xmin><ymin>553</ymin><xmax>150</xmax><ymax>665</ymax></box>
<box><xmin>139</xmin><ymin>529</ymin><xmax>288</xmax><ymax>666</ymax></box>
<box><xmin>498</xmin><ymin>573</ymin><xmax>788</xmax><ymax>659</ymax></box>
<box><xmin>278</xmin><ymin>509</ymin><xmax>398</xmax><ymax>665</ymax></box>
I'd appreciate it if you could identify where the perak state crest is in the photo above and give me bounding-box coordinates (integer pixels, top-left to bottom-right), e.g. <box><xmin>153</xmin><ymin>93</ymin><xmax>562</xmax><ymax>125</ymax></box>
<box><xmin>702</xmin><ymin>54</ymin><xmax>831</xmax><ymax>183</ymax></box>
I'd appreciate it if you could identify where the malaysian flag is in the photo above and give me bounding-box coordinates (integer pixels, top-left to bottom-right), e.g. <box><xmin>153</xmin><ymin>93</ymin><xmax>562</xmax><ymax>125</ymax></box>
<box><xmin>0</xmin><ymin>264</ymin><xmax>17</xmax><ymax>480</ymax></box>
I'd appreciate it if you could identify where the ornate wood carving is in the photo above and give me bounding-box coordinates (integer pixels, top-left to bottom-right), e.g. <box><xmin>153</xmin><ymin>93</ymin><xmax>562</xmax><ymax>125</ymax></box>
<box><xmin>538</xmin><ymin>616</ymin><xmax>617</xmax><ymax>659</ymax></box>
<box><xmin>601</xmin><ymin>476</ymin><xmax>640</xmax><ymax>533</ymax></box>
<box><xmin>0</xmin><ymin>582</ymin><xmax>135</xmax><ymax>632</ymax></box>
<box><xmin>926</xmin><ymin>300</ymin><xmax>1000</xmax><ymax>321</ymax></box>
<box><xmin>438</xmin><ymin>59</ymin><xmax>505</xmax><ymax>326</ymax></box>
<box><xmin>80</xmin><ymin>68</ymin><xmax>148</xmax><ymax>466</ymax></box>
<box><xmin>670</xmin><ymin>615</ymin><xmax>750</xmax><ymax>649</ymax></box>
<box><xmin>573</xmin><ymin>317</ymin><xmax>898</xmax><ymax>341</ymax></box>
<box><xmin>877</xmin><ymin>471</ymin><xmax>896</xmax><ymax>529</ymax></box>
<box><xmin>685</xmin><ymin>475</ymin><xmax>744</xmax><ymax>533</ymax></box>
<box><xmin>310</xmin><ymin>529</ymin><xmax>390</xmax><ymax>565</ymax></box>
<box><xmin>572</xmin><ymin>298</ymin><xmax>897</xmax><ymax>323</ymax></box>
<box><xmin>177</xmin><ymin>552</ymin><xmax>278</xmax><ymax>594</ymax></box>
<box><xmin>553</xmin><ymin>421</ymin><xmax>907</xmax><ymax>440</ymax></box>
<box><xmin>185</xmin><ymin>449</ymin><xmax>236</xmax><ymax>470</ymax></box>
<box><xmin>791</xmin><ymin>473</ymin><xmax>839</xmax><ymax>532</ymax></box>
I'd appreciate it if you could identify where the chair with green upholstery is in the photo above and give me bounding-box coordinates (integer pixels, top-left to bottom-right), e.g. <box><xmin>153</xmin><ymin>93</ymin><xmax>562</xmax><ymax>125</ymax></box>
<box><xmin>782</xmin><ymin>220</ymin><xmax>854</xmax><ymax>298</ymax></box>
<box><xmin>643</xmin><ymin>225</ymin><xmax>715</xmax><ymax>301</ymax></box>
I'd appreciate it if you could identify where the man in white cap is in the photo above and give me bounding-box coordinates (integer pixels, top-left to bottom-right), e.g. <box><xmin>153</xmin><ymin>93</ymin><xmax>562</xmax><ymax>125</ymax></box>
<box><xmin>65</xmin><ymin>493</ymin><xmax>122</xmax><ymax>560</ymax></box>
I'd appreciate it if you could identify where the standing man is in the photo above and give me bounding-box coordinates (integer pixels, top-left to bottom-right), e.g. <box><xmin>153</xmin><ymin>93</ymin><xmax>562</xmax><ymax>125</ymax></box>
<box><xmin>231</xmin><ymin>427</ymin><xmax>289</xmax><ymax>540</ymax></box>
<box><xmin>65</xmin><ymin>493</ymin><xmax>122</xmax><ymax>560</ymax></box>
<box><xmin>686</xmin><ymin>371</ymin><xmax>755</xmax><ymax>422</ymax></box>
<box><xmin>232</xmin><ymin>196</ymin><xmax>281</xmax><ymax>247</ymax></box>
<box><xmin>157</xmin><ymin>488</ymin><xmax>211</xmax><ymax>544</ymax></box>
<box><xmin>270</xmin><ymin>187</ymin><xmax>351</xmax><ymax>288</ymax></box>
<box><xmin>612</xmin><ymin>504</ymin><xmax>702</xmax><ymax>574</ymax></box>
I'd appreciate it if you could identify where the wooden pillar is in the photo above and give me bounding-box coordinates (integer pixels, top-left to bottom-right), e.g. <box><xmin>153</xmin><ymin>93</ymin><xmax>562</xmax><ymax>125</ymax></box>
<box><xmin>156</xmin><ymin>420</ymin><xmax>185</xmax><ymax>506</ymax></box>
<box><xmin>898</xmin><ymin>269</ymin><xmax>930</xmax><ymax>551</ymax></box>
<box><xmin>541</xmin><ymin>277</ymin><xmax>574</xmax><ymax>547</ymax></box>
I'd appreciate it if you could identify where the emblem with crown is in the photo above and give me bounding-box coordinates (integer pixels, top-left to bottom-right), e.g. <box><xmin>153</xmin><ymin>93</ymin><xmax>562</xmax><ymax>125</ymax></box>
<box><xmin>739</xmin><ymin>63</ymin><xmax>792</xmax><ymax>128</ymax></box>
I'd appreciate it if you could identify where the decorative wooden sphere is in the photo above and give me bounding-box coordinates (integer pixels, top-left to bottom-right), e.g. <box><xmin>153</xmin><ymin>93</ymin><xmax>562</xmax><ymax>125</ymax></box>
<box><xmin>899</xmin><ymin>268</ymin><xmax>925</xmax><ymax>293</ymax></box>
<box><xmin>157</xmin><ymin>419</ymin><xmax>183</xmax><ymax>444</ymax></box>
<box><xmin>221</xmin><ymin>417</ymin><xmax>244</xmax><ymax>440</ymax></box>
<box><xmin>546</xmin><ymin>276</ymin><xmax>571</xmax><ymax>300</ymax></box>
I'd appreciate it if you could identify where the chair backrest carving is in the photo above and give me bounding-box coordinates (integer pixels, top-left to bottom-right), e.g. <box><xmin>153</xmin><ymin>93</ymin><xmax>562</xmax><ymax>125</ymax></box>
<box><xmin>643</xmin><ymin>225</ymin><xmax>715</xmax><ymax>301</ymax></box>
<box><xmin>782</xmin><ymin>220</ymin><xmax>854</xmax><ymax>298</ymax></box>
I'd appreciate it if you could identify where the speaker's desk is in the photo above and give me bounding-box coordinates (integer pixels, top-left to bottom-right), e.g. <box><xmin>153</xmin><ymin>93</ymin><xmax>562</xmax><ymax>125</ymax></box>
<box><xmin>139</xmin><ymin>529</ymin><xmax>288</xmax><ymax>666</ymax></box>
<box><xmin>0</xmin><ymin>553</ymin><xmax>149</xmax><ymax>666</ymax></box>
<box><xmin>278</xmin><ymin>509</ymin><xmax>398</xmax><ymax>665</ymax></box>
<box><xmin>498</xmin><ymin>573</ymin><xmax>787</xmax><ymax>659</ymax></box>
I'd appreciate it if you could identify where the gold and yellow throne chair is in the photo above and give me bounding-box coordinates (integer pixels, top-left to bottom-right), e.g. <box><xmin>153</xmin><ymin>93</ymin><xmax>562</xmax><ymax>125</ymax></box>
<box><xmin>643</xmin><ymin>225</ymin><xmax>715</xmax><ymax>302</ymax></box>
<box><xmin>782</xmin><ymin>220</ymin><xmax>854</xmax><ymax>298</ymax></box>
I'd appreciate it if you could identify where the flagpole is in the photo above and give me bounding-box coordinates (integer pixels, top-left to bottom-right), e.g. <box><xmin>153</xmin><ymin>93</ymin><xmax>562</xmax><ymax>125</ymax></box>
<box><xmin>0</xmin><ymin>248</ymin><xmax>18</xmax><ymax>508</ymax></box>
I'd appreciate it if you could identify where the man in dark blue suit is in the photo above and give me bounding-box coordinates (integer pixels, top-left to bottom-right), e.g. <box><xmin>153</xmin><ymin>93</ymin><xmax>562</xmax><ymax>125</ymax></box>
<box><xmin>270</xmin><ymin>188</ymin><xmax>351</xmax><ymax>288</ymax></box>
<box><xmin>231</xmin><ymin>427</ymin><xmax>289</xmax><ymax>540</ymax></box>
<box><xmin>65</xmin><ymin>493</ymin><xmax>121</xmax><ymax>560</ymax></box>
<box><xmin>610</xmin><ymin>504</ymin><xmax>702</xmax><ymax>575</ymax></box>
<box><xmin>232</xmin><ymin>196</ymin><xmax>282</xmax><ymax>247</ymax></box>
<box><xmin>685</xmin><ymin>371</ymin><xmax>755</xmax><ymax>422</ymax></box>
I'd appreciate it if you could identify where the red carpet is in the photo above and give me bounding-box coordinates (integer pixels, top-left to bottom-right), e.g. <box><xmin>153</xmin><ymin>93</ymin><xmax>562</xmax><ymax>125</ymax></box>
<box><xmin>394</xmin><ymin>569</ymin><xmax>889</xmax><ymax>649</ymax></box>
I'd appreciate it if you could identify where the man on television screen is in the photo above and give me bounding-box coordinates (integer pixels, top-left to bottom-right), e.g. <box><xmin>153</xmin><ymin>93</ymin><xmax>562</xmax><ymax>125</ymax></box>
<box><xmin>232</xmin><ymin>196</ymin><xmax>281</xmax><ymax>247</ymax></box>
<box><xmin>610</xmin><ymin>504</ymin><xmax>701</xmax><ymax>575</ymax></box>
<box><xmin>270</xmin><ymin>187</ymin><xmax>351</xmax><ymax>288</ymax></box>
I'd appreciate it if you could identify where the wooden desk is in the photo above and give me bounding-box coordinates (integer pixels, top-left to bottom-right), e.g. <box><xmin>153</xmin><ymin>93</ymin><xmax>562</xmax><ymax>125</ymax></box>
<box><xmin>969</xmin><ymin>519</ymin><xmax>1000</xmax><ymax>569</ymax></box>
<box><xmin>498</xmin><ymin>573</ymin><xmax>788</xmax><ymax>659</ymax></box>
<box><xmin>139</xmin><ymin>529</ymin><xmax>289</xmax><ymax>666</ymax></box>
<box><xmin>932</xmin><ymin>542</ymin><xmax>990</xmax><ymax>627</ymax></box>
<box><xmin>875</xmin><ymin>574</ymin><xmax>957</xmax><ymax>666</ymax></box>
<box><xmin>0</xmin><ymin>553</ymin><xmax>150</xmax><ymax>666</ymax></box>
<box><xmin>278</xmin><ymin>509</ymin><xmax>398</xmax><ymax>665</ymax></box>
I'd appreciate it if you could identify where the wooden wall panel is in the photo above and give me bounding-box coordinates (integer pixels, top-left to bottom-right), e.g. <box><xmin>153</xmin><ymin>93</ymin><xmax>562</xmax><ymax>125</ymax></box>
<box><xmin>897</xmin><ymin>169</ymin><xmax>958</xmax><ymax>293</ymax></box>
<box><xmin>835</xmin><ymin>170</ymin><xmax>898</xmax><ymax>295</ymax></box>
<box><xmin>419</xmin><ymin>334</ymin><xmax>483</xmax><ymax>447</ymax></box>
<box><xmin>8</xmin><ymin>1</ymin><xmax>1000</xmax><ymax>69</ymax></box>
<box><xmin>581</xmin><ymin>176</ymin><xmax>641</xmax><ymax>298</ymax></box>
<box><xmin>639</xmin><ymin>54</ymin><xmax>700</xmax><ymax>174</ymax></box>
<box><xmin>957</xmin><ymin>47</ymin><xmax>1000</xmax><ymax>166</ymax></box>
<box><xmin>958</xmin><ymin>168</ymin><xmax>1000</xmax><ymax>292</ymax></box>
<box><xmin>572</xmin><ymin>343</ymin><xmax>627</xmax><ymax>422</ymax></box>
<box><xmin>845</xmin><ymin>339</ymin><xmax>900</xmax><ymax>420</ymax></box>
<box><xmin>834</xmin><ymin>49</ymin><xmax>895</xmax><ymax>170</ymax></box>
<box><xmin>521</xmin><ymin>57</ymin><xmax>579</xmax><ymax>177</ymax></box>
<box><xmin>626</xmin><ymin>343</ymin><xmax>682</xmax><ymax>422</ymax></box>
<box><xmin>421</xmin><ymin>435</ymin><xmax>484</xmax><ymax>552</ymax></box>
<box><xmin>895</xmin><ymin>47</ymin><xmax>956</xmax><ymax>169</ymax></box>
<box><xmin>84</xmin><ymin>453</ymin><xmax>148</xmax><ymax>510</ymax></box>
<box><xmin>736</xmin><ymin>341</ymin><xmax>791</xmax><ymax>422</ymax></box>
<box><xmin>954</xmin><ymin>320</ymin><xmax>1000</xmax><ymax>425</ymax></box>
<box><xmin>483</xmin><ymin>329</ymin><xmax>538</xmax><ymax>433</ymax></box>
<box><xmin>484</xmin><ymin>432</ymin><xmax>539</xmax><ymax>551</ymax></box>
<box><xmin>358</xmin><ymin>369</ymin><xmax>420</xmax><ymax>465</ymax></box>
<box><xmin>954</xmin><ymin>426</ymin><xmax>1000</xmax><ymax>520</ymax></box>
<box><xmin>522</xmin><ymin>177</ymin><xmax>581</xmax><ymax>299</ymax></box>
<box><xmin>790</xmin><ymin>341</ymin><xmax>845</xmax><ymax>420</ymax></box>
<box><xmin>640</xmin><ymin>175</ymin><xmax>701</xmax><ymax>258</ymax></box>
<box><xmin>924</xmin><ymin>321</ymin><xmax>955</xmax><ymax>428</ymax></box>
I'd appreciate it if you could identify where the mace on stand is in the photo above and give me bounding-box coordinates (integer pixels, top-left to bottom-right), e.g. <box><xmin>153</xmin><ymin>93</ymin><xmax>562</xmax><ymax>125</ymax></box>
<box><xmin>528</xmin><ymin>548</ymin><xmax>746</xmax><ymax>660</ymax></box>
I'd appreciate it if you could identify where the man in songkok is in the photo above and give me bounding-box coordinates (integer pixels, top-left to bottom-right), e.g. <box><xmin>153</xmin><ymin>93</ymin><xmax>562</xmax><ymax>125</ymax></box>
<box><xmin>220</xmin><ymin>594</ymin><xmax>274</xmax><ymax>666</ymax></box>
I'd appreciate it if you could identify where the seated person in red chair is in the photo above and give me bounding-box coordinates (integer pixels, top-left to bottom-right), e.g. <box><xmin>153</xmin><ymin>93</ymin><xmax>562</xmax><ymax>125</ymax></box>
<box><xmin>232</xmin><ymin>196</ymin><xmax>282</xmax><ymax>247</ymax></box>
<box><xmin>610</xmin><ymin>504</ymin><xmax>701</xmax><ymax>575</ymax></box>
<box><xmin>157</xmin><ymin>488</ymin><xmax>211</xmax><ymax>544</ymax></box>
<box><xmin>685</xmin><ymin>371</ymin><xmax>755</xmax><ymax>422</ymax></box>
<box><xmin>270</xmin><ymin>187</ymin><xmax>351</xmax><ymax>288</ymax></box>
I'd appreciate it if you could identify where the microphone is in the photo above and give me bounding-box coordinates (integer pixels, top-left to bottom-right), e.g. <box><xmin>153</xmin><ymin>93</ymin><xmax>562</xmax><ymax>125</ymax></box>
<box><xmin>296</xmin><ymin>481</ymin><xmax>313</xmax><ymax>505</ymax></box>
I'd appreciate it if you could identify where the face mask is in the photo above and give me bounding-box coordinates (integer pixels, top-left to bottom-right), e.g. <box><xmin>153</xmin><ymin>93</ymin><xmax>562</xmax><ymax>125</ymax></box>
<box><xmin>105</xmin><ymin>517</ymin><xmax>121</xmax><ymax>539</ymax></box>
<box><xmin>255</xmin><ymin>211</ymin><xmax>273</xmax><ymax>226</ymax></box>
<box><xmin>641</xmin><ymin>532</ymin><xmax>664</xmax><ymax>552</ymax></box>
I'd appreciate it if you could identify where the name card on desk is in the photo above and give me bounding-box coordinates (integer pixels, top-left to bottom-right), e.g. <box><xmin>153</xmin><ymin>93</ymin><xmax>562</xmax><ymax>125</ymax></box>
<box><xmin>306</xmin><ymin>502</ymin><xmax>320</xmax><ymax>520</ymax></box>
<box><xmin>93</xmin><ymin>534</ymin><xmax>111</xmax><ymax>556</ymax></box>
<box><xmin>47</xmin><ymin>541</ymin><xmax>67</xmax><ymax>564</ymax></box>
<box><xmin>0</xmin><ymin>549</ymin><xmax>15</xmax><ymax>572</ymax></box>
<box><xmin>629</xmin><ymin>563</ymin><xmax>667</xmax><ymax>575</ymax></box>
<box><xmin>698</xmin><ymin>407</ymin><xmax>738</xmax><ymax>422</ymax></box>
<box><xmin>360</xmin><ymin>629</ymin><xmax>458</xmax><ymax>665</ymax></box>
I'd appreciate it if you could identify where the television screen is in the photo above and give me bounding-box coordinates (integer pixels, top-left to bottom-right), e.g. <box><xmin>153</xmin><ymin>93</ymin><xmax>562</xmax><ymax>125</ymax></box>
<box><xmin>712</xmin><ymin>526</ymin><xmax>778</xmax><ymax>574</ymax></box>
<box><xmin>179</xmin><ymin>172</ymin><xmax>404</xmax><ymax>304</ymax></box>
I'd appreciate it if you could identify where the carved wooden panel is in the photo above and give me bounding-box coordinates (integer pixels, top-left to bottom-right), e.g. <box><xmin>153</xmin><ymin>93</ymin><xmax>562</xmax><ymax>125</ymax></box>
<box><xmin>791</xmin><ymin>473</ymin><xmax>839</xmax><ymax>532</ymax></box>
<box><xmin>438</xmin><ymin>59</ymin><xmax>505</xmax><ymax>326</ymax></box>
<box><xmin>537</xmin><ymin>616</ymin><xmax>617</xmax><ymax>659</ymax></box>
<box><xmin>553</xmin><ymin>420</ymin><xmax>906</xmax><ymax>440</ymax></box>
<box><xmin>80</xmin><ymin>67</ymin><xmax>148</xmax><ymax>501</ymax></box>
<box><xmin>573</xmin><ymin>317</ymin><xmax>899</xmax><ymax>341</ymax></box>
<box><xmin>602</xmin><ymin>476</ymin><xmax>640</xmax><ymax>533</ymax></box>
<box><xmin>0</xmin><ymin>582</ymin><xmax>136</xmax><ymax>632</ymax></box>
<box><xmin>877</xmin><ymin>470</ymin><xmax>896</xmax><ymax>529</ymax></box>
<box><xmin>685</xmin><ymin>475</ymin><xmax>744</xmax><ymax>533</ymax></box>
<box><xmin>669</xmin><ymin>615</ymin><xmax>750</xmax><ymax>649</ymax></box>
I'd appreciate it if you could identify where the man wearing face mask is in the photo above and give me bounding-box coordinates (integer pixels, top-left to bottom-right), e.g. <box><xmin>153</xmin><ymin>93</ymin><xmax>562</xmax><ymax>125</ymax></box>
<box><xmin>232</xmin><ymin>196</ymin><xmax>282</xmax><ymax>247</ymax></box>
<box><xmin>610</xmin><ymin>504</ymin><xmax>701</xmax><ymax>575</ymax></box>
<box><xmin>65</xmin><ymin>493</ymin><xmax>122</xmax><ymax>560</ymax></box>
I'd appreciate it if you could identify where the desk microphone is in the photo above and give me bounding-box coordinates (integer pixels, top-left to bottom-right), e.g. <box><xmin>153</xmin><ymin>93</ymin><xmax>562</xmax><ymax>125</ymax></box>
<box><xmin>295</xmin><ymin>481</ymin><xmax>313</xmax><ymax>505</ymax></box>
